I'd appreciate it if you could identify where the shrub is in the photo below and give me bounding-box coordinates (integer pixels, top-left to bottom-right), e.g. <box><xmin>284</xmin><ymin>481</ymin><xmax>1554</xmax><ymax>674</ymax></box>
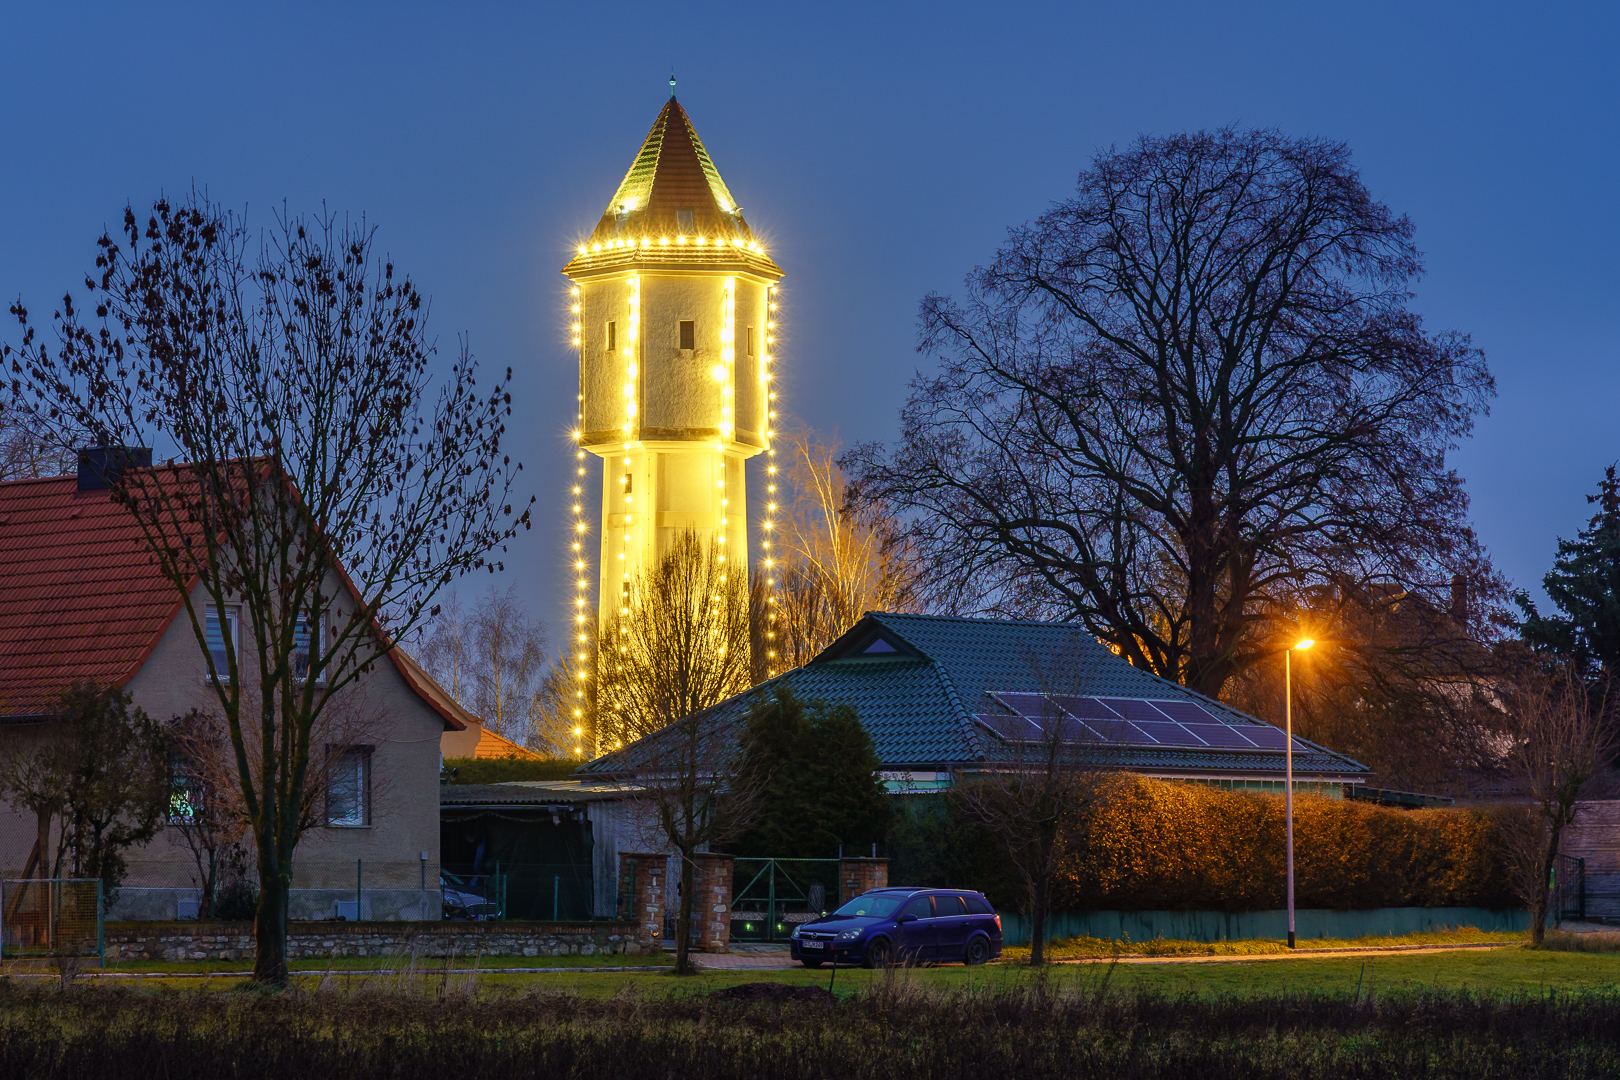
<box><xmin>886</xmin><ymin>776</ymin><xmax>1518</xmax><ymax>912</ymax></box>
<box><xmin>441</xmin><ymin>757</ymin><xmax>579</xmax><ymax>785</ymax></box>
<box><xmin>1058</xmin><ymin>775</ymin><xmax>1517</xmax><ymax>911</ymax></box>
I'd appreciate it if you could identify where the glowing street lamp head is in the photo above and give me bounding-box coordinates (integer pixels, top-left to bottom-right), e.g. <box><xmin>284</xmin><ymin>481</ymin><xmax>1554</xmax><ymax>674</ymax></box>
<box><xmin>1294</xmin><ymin>638</ymin><xmax>1315</xmax><ymax>651</ymax></box>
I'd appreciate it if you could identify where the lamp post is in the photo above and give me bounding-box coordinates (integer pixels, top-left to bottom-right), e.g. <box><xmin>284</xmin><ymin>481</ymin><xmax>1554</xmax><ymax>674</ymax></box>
<box><xmin>1285</xmin><ymin>638</ymin><xmax>1313</xmax><ymax>949</ymax></box>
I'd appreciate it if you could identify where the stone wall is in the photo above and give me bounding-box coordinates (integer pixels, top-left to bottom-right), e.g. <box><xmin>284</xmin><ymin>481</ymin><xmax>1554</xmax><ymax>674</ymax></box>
<box><xmin>617</xmin><ymin>853</ymin><xmax>667</xmax><ymax>948</ymax></box>
<box><xmin>104</xmin><ymin>920</ymin><xmax>642</xmax><ymax>962</ymax></box>
<box><xmin>693</xmin><ymin>853</ymin><xmax>733</xmax><ymax>953</ymax></box>
<box><xmin>840</xmin><ymin>858</ymin><xmax>888</xmax><ymax>903</ymax></box>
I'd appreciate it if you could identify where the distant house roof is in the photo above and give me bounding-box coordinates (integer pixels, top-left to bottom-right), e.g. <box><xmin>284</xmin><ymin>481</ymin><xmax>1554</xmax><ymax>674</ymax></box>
<box><xmin>580</xmin><ymin>612</ymin><xmax>1368</xmax><ymax>782</ymax></box>
<box><xmin>0</xmin><ymin>470</ymin><xmax>466</xmax><ymax>729</ymax></box>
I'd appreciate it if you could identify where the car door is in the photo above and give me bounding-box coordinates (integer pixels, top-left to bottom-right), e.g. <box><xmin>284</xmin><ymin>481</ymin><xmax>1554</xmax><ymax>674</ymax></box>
<box><xmin>895</xmin><ymin>894</ymin><xmax>936</xmax><ymax>961</ymax></box>
<box><xmin>933</xmin><ymin>894</ymin><xmax>972</xmax><ymax>959</ymax></box>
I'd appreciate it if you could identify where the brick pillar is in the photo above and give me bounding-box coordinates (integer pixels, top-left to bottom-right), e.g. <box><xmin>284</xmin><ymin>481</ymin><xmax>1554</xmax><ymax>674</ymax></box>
<box><xmin>617</xmin><ymin>853</ymin><xmax>666</xmax><ymax>950</ymax></box>
<box><xmin>840</xmin><ymin>858</ymin><xmax>889</xmax><ymax>905</ymax></box>
<box><xmin>692</xmin><ymin>853</ymin><xmax>735</xmax><ymax>953</ymax></box>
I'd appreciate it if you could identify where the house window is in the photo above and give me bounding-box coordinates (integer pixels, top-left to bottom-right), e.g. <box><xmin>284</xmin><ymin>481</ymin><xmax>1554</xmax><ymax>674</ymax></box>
<box><xmin>676</xmin><ymin>208</ymin><xmax>694</xmax><ymax>233</ymax></box>
<box><xmin>326</xmin><ymin>746</ymin><xmax>372</xmax><ymax>827</ymax></box>
<box><xmin>292</xmin><ymin>613</ymin><xmax>320</xmax><ymax>681</ymax></box>
<box><xmin>168</xmin><ymin>752</ymin><xmax>199</xmax><ymax>826</ymax></box>
<box><xmin>205</xmin><ymin>606</ymin><xmax>238</xmax><ymax>678</ymax></box>
<box><xmin>606</xmin><ymin>321</ymin><xmax>617</xmax><ymax>352</ymax></box>
<box><xmin>746</xmin><ymin>327</ymin><xmax>755</xmax><ymax>357</ymax></box>
<box><xmin>679</xmin><ymin>321</ymin><xmax>695</xmax><ymax>350</ymax></box>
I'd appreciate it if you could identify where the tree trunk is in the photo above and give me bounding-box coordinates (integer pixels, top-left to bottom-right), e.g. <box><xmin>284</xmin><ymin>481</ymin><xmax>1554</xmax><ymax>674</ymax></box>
<box><xmin>674</xmin><ymin>851</ymin><xmax>696</xmax><ymax>975</ymax></box>
<box><xmin>253</xmin><ymin>849</ymin><xmax>290</xmax><ymax>984</ymax></box>
<box><xmin>1531</xmin><ymin>820</ymin><xmax>1564</xmax><ymax>947</ymax></box>
<box><xmin>1029</xmin><ymin>868</ymin><xmax>1049</xmax><ymax>966</ymax></box>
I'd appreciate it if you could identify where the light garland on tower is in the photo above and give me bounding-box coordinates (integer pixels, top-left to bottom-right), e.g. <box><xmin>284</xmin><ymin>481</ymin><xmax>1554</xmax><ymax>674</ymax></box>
<box><xmin>716</xmin><ymin>276</ymin><xmax>735</xmax><ymax>568</ymax></box>
<box><xmin>617</xmin><ymin>275</ymin><xmax>641</xmax><ymax>718</ymax></box>
<box><xmin>568</xmin><ymin>285</ymin><xmax>590</xmax><ymax>758</ymax></box>
<box><xmin>761</xmin><ymin>283</ymin><xmax>780</xmax><ymax>677</ymax></box>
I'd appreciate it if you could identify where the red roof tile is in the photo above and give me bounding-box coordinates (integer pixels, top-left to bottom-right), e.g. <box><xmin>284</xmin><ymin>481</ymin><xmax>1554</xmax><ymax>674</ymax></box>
<box><xmin>0</xmin><ymin>471</ymin><xmax>466</xmax><ymax>730</ymax></box>
<box><xmin>0</xmin><ymin>475</ymin><xmax>194</xmax><ymax>715</ymax></box>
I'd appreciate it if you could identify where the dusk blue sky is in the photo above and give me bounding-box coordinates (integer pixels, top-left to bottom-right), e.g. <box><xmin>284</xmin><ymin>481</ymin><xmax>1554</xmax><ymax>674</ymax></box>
<box><xmin>3</xmin><ymin>1</ymin><xmax>1615</xmax><ymax>644</ymax></box>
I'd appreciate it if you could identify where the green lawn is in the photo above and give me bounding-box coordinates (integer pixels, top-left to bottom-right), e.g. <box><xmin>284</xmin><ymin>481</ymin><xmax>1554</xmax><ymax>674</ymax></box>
<box><xmin>1004</xmin><ymin>925</ymin><xmax>1524</xmax><ymax>961</ymax></box>
<box><xmin>31</xmin><ymin>945</ymin><xmax>1619</xmax><ymax>997</ymax></box>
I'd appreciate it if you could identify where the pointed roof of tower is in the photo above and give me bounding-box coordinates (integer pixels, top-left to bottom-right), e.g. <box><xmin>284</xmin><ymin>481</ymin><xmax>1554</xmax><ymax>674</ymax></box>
<box><xmin>587</xmin><ymin>98</ymin><xmax>751</xmax><ymax>244</ymax></box>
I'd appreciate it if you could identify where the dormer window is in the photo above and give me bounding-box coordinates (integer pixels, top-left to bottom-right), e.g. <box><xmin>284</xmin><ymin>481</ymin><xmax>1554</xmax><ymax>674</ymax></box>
<box><xmin>863</xmin><ymin>637</ymin><xmax>898</xmax><ymax>654</ymax></box>
<box><xmin>676</xmin><ymin>209</ymin><xmax>695</xmax><ymax>234</ymax></box>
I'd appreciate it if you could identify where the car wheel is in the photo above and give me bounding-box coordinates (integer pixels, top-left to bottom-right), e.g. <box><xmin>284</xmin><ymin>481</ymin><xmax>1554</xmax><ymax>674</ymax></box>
<box><xmin>801</xmin><ymin>959</ymin><xmax>824</xmax><ymax>969</ymax></box>
<box><xmin>864</xmin><ymin>939</ymin><xmax>892</xmax><ymax>970</ymax></box>
<box><xmin>965</xmin><ymin>936</ymin><xmax>990</xmax><ymax>966</ymax></box>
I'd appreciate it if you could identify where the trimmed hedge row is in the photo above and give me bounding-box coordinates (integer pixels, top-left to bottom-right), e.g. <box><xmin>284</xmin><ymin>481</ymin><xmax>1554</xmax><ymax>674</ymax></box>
<box><xmin>886</xmin><ymin>775</ymin><xmax>1520</xmax><ymax>913</ymax></box>
<box><xmin>1063</xmin><ymin>775</ymin><xmax>1516</xmax><ymax>911</ymax></box>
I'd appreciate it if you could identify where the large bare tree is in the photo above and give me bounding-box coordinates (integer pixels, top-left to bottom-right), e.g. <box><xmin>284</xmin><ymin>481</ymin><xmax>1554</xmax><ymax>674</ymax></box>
<box><xmin>766</xmin><ymin>429</ymin><xmax>916</xmax><ymax>673</ymax></box>
<box><xmin>598</xmin><ymin>530</ymin><xmax>757</xmax><ymax>975</ymax></box>
<box><xmin>848</xmin><ymin>128</ymin><xmax>1496</xmax><ymax>699</ymax></box>
<box><xmin>5</xmin><ymin>194</ymin><xmax>528</xmax><ymax>983</ymax></box>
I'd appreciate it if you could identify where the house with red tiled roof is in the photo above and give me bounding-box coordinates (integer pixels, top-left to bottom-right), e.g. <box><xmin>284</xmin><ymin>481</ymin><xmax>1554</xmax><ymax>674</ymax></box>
<box><xmin>0</xmin><ymin>454</ymin><xmax>477</xmax><ymax>920</ymax></box>
<box><xmin>441</xmin><ymin>718</ymin><xmax>542</xmax><ymax>761</ymax></box>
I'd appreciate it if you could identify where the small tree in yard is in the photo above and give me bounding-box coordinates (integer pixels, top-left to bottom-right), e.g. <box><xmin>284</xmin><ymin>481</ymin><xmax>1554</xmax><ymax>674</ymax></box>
<box><xmin>732</xmin><ymin>685</ymin><xmax>887</xmax><ymax>859</ymax></box>
<box><xmin>598</xmin><ymin>529</ymin><xmax>760</xmax><ymax>975</ymax></box>
<box><xmin>0</xmin><ymin>684</ymin><xmax>168</xmax><ymax>900</ymax></box>
<box><xmin>166</xmin><ymin>709</ymin><xmax>249</xmax><ymax>920</ymax></box>
<box><xmin>951</xmin><ymin>643</ymin><xmax>1111</xmax><ymax>965</ymax></box>
<box><xmin>1504</xmin><ymin>666</ymin><xmax>1616</xmax><ymax>945</ymax></box>
<box><xmin>5</xmin><ymin>194</ymin><xmax>527</xmax><ymax>984</ymax></box>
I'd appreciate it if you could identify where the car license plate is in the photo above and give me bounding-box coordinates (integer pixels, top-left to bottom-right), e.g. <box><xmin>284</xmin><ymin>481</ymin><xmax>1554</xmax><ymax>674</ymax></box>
<box><xmin>802</xmin><ymin>940</ymin><xmax>825</xmax><ymax>949</ymax></box>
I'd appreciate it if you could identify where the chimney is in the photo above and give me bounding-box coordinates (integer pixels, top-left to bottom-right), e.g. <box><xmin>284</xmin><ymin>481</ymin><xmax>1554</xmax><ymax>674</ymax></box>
<box><xmin>1450</xmin><ymin>573</ymin><xmax>1469</xmax><ymax>624</ymax></box>
<box><xmin>76</xmin><ymin>446</ymin><xmax>153</xmax><ymax>491</ymax></box>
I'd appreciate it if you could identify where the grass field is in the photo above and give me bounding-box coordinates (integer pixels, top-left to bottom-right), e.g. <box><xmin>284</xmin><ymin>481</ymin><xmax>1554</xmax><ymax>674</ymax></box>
<box><xmin>1002</xmin><ymin>924</ymin><xmax>1525</xmax><ymax>961</ymax></box>
<box><xmin>7</xmin><ymin>959</ymin><xmax>1620</xmax><ymax>1078</ymax></box>
<box><xmin>13</xmin><ymin>943</ymin><xmax>1619</xmax><ymax>998</ymax></box>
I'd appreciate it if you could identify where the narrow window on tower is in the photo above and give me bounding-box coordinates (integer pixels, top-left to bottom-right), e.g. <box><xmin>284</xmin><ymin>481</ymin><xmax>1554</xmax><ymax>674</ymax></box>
<box><xmin>607</xmin><ymin>321</ymin><xmax>617</xmax><ymax>352</ymax></box>
<box><xmin>679</xmin><ymin>321</ymin><xmax>695</xmax><ymax>351</ymax></box>
<box><xmin>676</xmin><ymin>208</ymin><xmax>695</xmax><ymax>233</ymax></box>
<box><xmin>623</xmin><ymin>472</ymin><xmax>633</xmax><ymax>495</ymax></box>
<box><xmin>746</xmin><ymin>327</ymin><xmax>756</xmax><ymax>357</ymax></box>
<box><xmin>621</xmin><ymin>580</ymin><xmax>630</xmax><ymax>604</ymax></box>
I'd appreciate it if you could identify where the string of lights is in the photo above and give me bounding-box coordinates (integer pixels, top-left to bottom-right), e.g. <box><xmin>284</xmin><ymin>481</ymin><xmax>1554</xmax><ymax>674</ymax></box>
<box><xmin>761</xmin><ymin>283</ymin><xmax>780</xmax><ymax>678</ymax></box>
<box><xmin>568</xmin><ymin>285</ymin><xmax>590</xmax><ymax>759</ymax></box>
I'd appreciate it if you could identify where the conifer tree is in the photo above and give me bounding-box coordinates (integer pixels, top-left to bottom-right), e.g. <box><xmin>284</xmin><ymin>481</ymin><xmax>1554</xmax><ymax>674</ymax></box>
<box><xmin>1518</xmin><ymin>465</ymin><xmax>1620</xmax><ymax>681</ymax></box>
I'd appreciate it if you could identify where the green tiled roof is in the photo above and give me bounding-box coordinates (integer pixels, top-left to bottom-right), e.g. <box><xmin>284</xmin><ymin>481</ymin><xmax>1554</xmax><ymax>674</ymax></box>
<box><xmin>580</xmin><ymin>613</ymin><xmax>1368</xmax><ymax>780</ymax></box>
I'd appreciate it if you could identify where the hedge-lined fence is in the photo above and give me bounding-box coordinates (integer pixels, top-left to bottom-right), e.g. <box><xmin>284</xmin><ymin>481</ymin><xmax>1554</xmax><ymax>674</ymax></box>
<box><xmin>887</xmin><ymin>775</ymin><xmax>1521</xmax><ymax>913</ymax></box>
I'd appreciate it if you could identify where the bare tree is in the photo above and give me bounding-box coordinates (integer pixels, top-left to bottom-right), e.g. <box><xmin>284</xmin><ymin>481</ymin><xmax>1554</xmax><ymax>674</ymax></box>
<box><xmin>951</xmin><ymin>641</ymin><xmax>1111</xmax><ymax>965</ymax></box>
<box><xmin>418</xmin><ymin>586</ymin><xmax>548</xmax><ymax>744</ymax></box>
<box><xmin>848</xmin><ymin>127</ymin><xmax>1497</xmax><ymax>699</ymax></box>
<box><xmin>528</xmin><ymin>654</ymin><xmax>590</xmax><ymax>759</ymax></box>
<box><xmin>0</xmin><ymin>390</ymin><xmax>75</xmax><ymax>480</ymax></box>
<box><xmin>1504</xmin><ymin>665</ymin><xmax>1616</xmax><ymax>946</ymax></box>
<box><xmin>5</xmin><ymin>193</ymin><xmax>528</xmax><ymax>983</ymax></box>
<box><xmin>417</xmin><ymin>590</ymin><xmax>471</xmax><ymax>702</ymax></box>
<box><xmin>166</xmin><ymin>709</ymin><xmax>249</xmax><ymax>920</ymax></box>
<box><xmin>767</xmin><ymin>429</ymin><xmax>917</xmax><ymax>673</ymax></box>
<box><xmin>599</xmin><ymin>529</ymin><xmax>758</xmax><ymax>975</ymax></box>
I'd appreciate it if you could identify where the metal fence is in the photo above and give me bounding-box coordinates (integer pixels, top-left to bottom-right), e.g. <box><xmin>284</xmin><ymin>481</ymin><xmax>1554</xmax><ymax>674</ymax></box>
<box><xmin>729</xmin><ymin>858</ymin><xmax>840</xmax><ymax>942</ymax></box>
<box><xmin>441</xmin><ymin>861</ymin><xmax>594</xmax><ymax>922</ymax></box>
<box><xmin>1</xmin><ymin>879</ymin><xmax>104</xmax><ymax>961</ymax></box>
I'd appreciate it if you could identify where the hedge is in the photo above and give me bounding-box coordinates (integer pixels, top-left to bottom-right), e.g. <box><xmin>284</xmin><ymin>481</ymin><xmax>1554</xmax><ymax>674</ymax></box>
<box><xmin>886</xmin><ymin>775</ymin><xmax>1520</xmax><ymax>913</ymax></box>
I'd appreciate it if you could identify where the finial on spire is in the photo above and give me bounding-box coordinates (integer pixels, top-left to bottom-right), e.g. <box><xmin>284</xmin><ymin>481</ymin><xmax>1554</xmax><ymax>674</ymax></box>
<box><xmin>669</xmin><ymin>70</ymin><xmax>677</xmax><ymax>99</ymax></box>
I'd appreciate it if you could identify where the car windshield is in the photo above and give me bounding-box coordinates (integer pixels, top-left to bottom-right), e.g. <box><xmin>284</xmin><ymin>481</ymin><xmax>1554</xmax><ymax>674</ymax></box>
<box><xmin>832</xmin><ymin>894</ymin><xmax>906</xmax><ymax>918</ymax></box>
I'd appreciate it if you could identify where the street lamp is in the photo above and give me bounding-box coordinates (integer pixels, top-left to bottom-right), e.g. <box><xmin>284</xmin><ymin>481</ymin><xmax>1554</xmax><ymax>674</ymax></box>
<box><xmin>1285</xmin><ymin>638</ymin><xmax>1313</xmax><ymax>949</ymax></box>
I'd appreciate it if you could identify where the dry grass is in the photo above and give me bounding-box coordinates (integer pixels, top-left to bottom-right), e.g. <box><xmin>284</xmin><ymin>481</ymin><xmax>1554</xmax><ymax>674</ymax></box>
<box><xmin>4</xmin><ymin>967</ymin><xmax>1620</xmax><ymax>1078</ymax></box>
<box><xmin>1539</xmin><ymin>929</ymin><xmax>1620</xmax><ymax>954</ymax></box>
<box><xmin>1003</xmin><ymin>925</ymin><xmax>1524</xmax><ymax>961</ymax></box>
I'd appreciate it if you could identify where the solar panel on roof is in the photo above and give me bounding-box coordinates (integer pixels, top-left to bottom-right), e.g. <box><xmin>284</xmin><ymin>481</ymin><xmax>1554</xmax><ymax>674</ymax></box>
<box><xmin>994</xmin><ymin>692</ymin><xmax>1069</xmax><ymax>718</ymax></box>
<box><xmin>1152</xmin><ymin>700</ymin><xmax>1220</xmax><ymax>725</ymax></box>
<box><xmin>974</xmin><ymin>713</ymin><xmax>1036</xmax><ymax>742</ymax></box>
<box><xmin>1132</xmin><ymin>720</ymin><xmax>1192</xmax><ymax>746</ymax></box>
<box><xmin>1240</xmin><ymin>728</ymin><xmax>1292</xmax><ymax>750</ymax></box>
<box><xmin>1050</xmin><ymin>695</ymin><xmax>1122</xmax><ymax>720</ymax></box>
<box><xmin>1181</xmin><ymin>723</ymin><xmax>1258</xmax><ymax>749</ymax></box>
<box><xmin>1098</xmin><ymin>698</ymin><xmax>1174</xmax><ymax>723</ymax></box>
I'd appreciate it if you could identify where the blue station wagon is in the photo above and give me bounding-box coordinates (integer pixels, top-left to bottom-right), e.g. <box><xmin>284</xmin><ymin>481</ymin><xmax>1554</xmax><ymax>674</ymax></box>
<box><xmin>789</xmin><ymin>887</ymin><xmax>1003</xmax><ymax>967</ymax></box>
